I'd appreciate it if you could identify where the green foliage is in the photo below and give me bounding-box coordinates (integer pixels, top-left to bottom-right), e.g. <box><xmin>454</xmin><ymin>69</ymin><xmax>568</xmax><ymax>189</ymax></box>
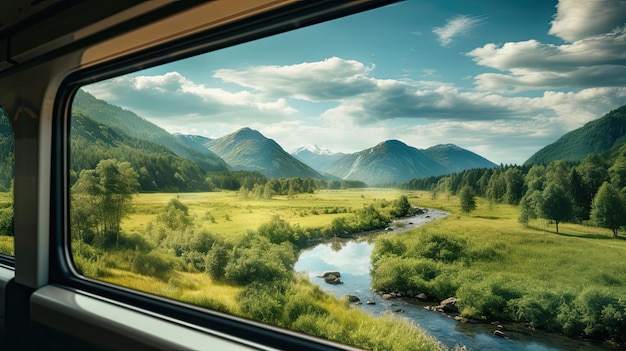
<box><xmin>132</xmin><ymin>251</ymin><xmax>174</xmax><ymax>280</ymax></box>
<box><xmin>204</xmin><ymin>242</ymin><xmax>230</xmax><ymax>280</ymax></box>
<box><xmin>390</xmin><ymin>195</ymin><xmax>412</xmax><ymax>217</ymax></box>
<box><xmin>0</xmin><ymin>112</ymin><xmax>14</xmax><ymax>191</ymax></box>
<box><xmin>71</xmin><ymin>113</ymin><xmax>215</xmax><ymax>192</ymax></box>
<box><xmin>0</xmin><ymin>204</ymin><xmax>13</xmax><ymax>236</ymax></box>
<box><xmin>518</xmin><ymin>190</ymin><xmax>541</xmax><ymax>225</ymax></box>
<box><xmin>71</xmin><ymin>159</ymin><xmax>139</xmax><ymax>245</ymax></box>
<box><xmin>257</xmin><ymin>215</ymin><xmax>302</xmax><ymax>246</ymax></box>
<box><xmin>72</xmin><ymin>90</ymin><xmax>228</xmax><ymax>173</ymax></box>
<box><xmin>507</xmin><ymin>291</ymin><xmax>565</xmax><ymax>330</ymax></box>
<box><xmin>458</xmin><ymin>185</ymin><xmax>476</xmax><ymax>214</ymax></box>
<box><xmin>415</xmin><ymin>233</ymin><xmax>466</xmax><ymax>263</ymax></box>
<box><xmin>524</xmin><ymin>104</ymin><xmax>626</xmax><ymax>165</ymax></box>
<box><xmin>224</xmin><ymin>235</ymin><xmax>295</xmax><ymax>286</ymax></box>
<box><xmin>457</xmin><ymin>278</ymin><xmax>521</xmax><ymax>320</ymax></box>
<box><xmin>590</xmin><ymin>182</ymin><xmax>626</xmax><ymax>237</ymax></box>
<box><xmin>157</xmin><ymin>198</ymin><xmax>193</xmax><ymax>231</ymax></box>
<box><xmin>556</xmin><ymin>288</ymin><xmax>626</xmax><ymax>342</ymax></box>
<box><xmin>539</xmin><ymin>183</ymin><xmax>572</xmax><ymax>233</ymax></box>
<box><xmin>239</xmin><ymin>282</ymin><xmax>287</xmax><ymax>324</ymax></box>
<box><xmin>0</xmin><ymin>235</ymin><xmax>13</xmax><ymax>256</ymax></box>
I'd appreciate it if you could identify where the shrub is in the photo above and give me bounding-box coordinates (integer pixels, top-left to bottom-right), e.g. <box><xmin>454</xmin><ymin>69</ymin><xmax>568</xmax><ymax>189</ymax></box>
<box><xmin>507</xmin><ymin>291</ymin><xmax>563</xmax><ymax>330</ymax></box>
<box><xmin>205</xmin><ymin>242</ymin><xmax>230</xmax><ymax>280</ymax></box>
<box><xmin>417</xmin><ymin>233</ymin><xmax>466</xmax><ymax>263</ymax></box>
<box><xmin>132</xmin><ymin>251</ymin><xmax>174</xmax><ymax>280</ymax></box>
<box><xmin>224</xmin><ymin>237</ymin><xmax>295</xmax><ymax>285</ymax></box>
<box><xmin>238</xmin><ymin>282</ymin><xmax>285</xmax><ymax>324</ymax></box>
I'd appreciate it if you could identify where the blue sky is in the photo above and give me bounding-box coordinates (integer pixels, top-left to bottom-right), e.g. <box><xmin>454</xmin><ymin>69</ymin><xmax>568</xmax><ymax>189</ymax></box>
<box><xmin>83</xmin><ymin>0</ymin><xmax>626</xmax><ymax>165</ymax></box>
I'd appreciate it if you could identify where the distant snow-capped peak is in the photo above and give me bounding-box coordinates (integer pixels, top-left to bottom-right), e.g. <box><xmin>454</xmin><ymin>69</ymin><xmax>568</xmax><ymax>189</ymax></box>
<box><xmin>291</xmin><ymin>144</ymin><xmax>337</xmax><ymax>155</ymax></box>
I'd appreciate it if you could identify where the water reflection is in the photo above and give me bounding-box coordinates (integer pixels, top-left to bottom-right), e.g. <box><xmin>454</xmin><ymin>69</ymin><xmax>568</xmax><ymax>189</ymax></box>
<box><xmin>294</xmin><ymin>211</ymin><xmax>607</xmax><ymax>351</ymax></box>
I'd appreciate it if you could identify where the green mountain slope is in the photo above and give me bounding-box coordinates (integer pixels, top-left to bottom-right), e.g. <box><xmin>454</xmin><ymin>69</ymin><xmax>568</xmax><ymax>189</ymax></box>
<box><xmin>424</xmin><ymin>144</ymin><xmax>496</xmax><ymax>172</ymax></box>
<box><xmin>72</xmin><ymin>90</ymin><xmax>228</xmax><ymax>172</ymax></box>
<box><xmin>71</xmin><ymin>113</ymin><xmax>212</xmax><ymax>192</ymax></box>
<box><xmin>206</xmin><ymin>128</ymin><xmax>323</xmax><ymax>179</ymax></box>
<box><xmin>525</xmin><ymin>105</ymin><xmax>626</xmax><ymax>165</ymax></box>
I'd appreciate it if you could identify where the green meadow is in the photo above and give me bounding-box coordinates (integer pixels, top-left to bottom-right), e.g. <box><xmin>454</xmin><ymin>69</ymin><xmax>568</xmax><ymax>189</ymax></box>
<box><xmin>372</xmin><ymin>191</ymin><xmax>626</xmax><ymax>347</ymax></box>
<box><xmin>123</xmin><ymin>188</ymin><xmax>409</xmax><ymax>240</ymax></box>
<box><xmin>76</xmin><ymin>188</ymin><xmax>446</xmax><ymax>351</ymax></box>
<box><xmin>0</xmin><ymin>191</ymin><xmax>12</xmax><ymax>255</ymax></box>
<box><xmin>4</xmin><ymin>187</ymin><xmax>625</xmax><ymax>348</ymax></box>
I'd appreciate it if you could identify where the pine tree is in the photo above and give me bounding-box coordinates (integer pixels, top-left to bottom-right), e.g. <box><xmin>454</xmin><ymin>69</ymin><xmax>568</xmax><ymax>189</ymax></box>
<box><xmin>459</xmin><ymin>185</ymin><xmax>477</xmax><ymax>215</ymax></box>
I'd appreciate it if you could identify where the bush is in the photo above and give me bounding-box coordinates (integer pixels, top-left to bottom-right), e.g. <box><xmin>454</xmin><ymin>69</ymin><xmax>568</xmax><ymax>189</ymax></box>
<box><xmin>417</xmin><ymin>233</ymin><xmax>466</xmax><ymax>263</ymax></box>
<box><xmin>205</xmin><ymin>242</ymin><xmax>230</xmax><ymax>280</ymax></box>
<box><xmin>556</xmin><ymin>287</ymin><xmax>626</xmax><ymax>342</ymax></box>
<box><xmin>239</xmin><ymin>282</ymin><xmax>285</xmax><ymax>324</ymax></box>
<box><xmin>224</xmin><ymin>236</ymin><xmax>295</xmax><ymax>286</ymax></box>
<box><xmin>457</xmin><ymin>278</ymin><xmax>521</xmax><ymax>320</ymax></box>
<box><xmin>132</xmin><ymin>251</ymin><xmax>174</xmax><ymax>280</ymax></box>
<box><xmin>507</xmin><ymin>291</ymin><xmax>563</xmax><ymax>330</ymax></box>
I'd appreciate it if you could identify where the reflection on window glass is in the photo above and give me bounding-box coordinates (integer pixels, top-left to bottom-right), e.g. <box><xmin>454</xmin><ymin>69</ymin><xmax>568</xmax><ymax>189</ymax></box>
<box><xmin>0</xmin><ymin>106</ymin><xmax>14</xmax><ymax>256</ymax></box>
<box><xmin>69</xmin><ymin>1</ymin><xmax>626</xmax><ymax>350</ymax></box>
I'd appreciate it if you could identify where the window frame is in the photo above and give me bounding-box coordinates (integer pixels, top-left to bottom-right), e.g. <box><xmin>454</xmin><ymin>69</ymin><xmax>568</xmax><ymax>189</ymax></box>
<box><xmin>48</xmin><ymin>1</ymin><xmax>396</xmax><ymax>349</ymax></box>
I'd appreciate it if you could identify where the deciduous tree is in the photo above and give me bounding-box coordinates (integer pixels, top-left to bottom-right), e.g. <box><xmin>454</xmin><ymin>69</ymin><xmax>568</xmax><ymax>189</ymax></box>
<box><xmin>539</xmin><ymin>183</ymin><xmax>572</xmax><ymax>233</ymax></box>
<box><xmin>590</xmin><ymin>182</ymin><xmax>626</xmax><ymax>238</ymax></box>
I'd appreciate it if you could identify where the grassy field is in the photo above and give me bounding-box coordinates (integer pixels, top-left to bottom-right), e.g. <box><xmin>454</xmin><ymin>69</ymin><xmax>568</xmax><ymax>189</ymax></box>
<box><xmin>123</xmin><ymin>188</ymin><xmax>410</xmax><ymax>241</ymax></box>
<box><xmin>84</xmin><ymin>188</ymin><xmax>447</xmax><ymax>351</ymax></box>
<box><xmin>0</xmin><ymin>191</ymin><xmax>12</xmax><ymax>255</ymax></box>
<box><xmin>6</xmin><ymin>186</ymin><xmax>625</xmax><ymax>348</ymax></box>
<box><xmin>372</xmin><ymin>190</ymin><xmax>626</xmax><ymax>346</ymax></box>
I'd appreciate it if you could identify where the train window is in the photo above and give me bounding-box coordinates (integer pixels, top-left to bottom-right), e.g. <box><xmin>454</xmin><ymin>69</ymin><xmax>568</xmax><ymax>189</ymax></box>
<box><xmin>68</xmin><ymin>1</ymin><xmax>626</xmax><ymax>350</ymax></box>
<box><xmin>0</xmin><ymin>106</ymin><xmax>13</xmax><ymax>257</ymax></box>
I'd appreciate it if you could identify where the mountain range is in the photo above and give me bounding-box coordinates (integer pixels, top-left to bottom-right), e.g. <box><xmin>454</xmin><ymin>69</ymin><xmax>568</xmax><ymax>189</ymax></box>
<box><xmin>72</xmin><ymin>90</ymin><xmax>499</xmax><ymax>186</ymax></box>
<box><xmin>20</xmin><ymin>89</ymin><xmax>626</xmax><ymax>189</ymax></box>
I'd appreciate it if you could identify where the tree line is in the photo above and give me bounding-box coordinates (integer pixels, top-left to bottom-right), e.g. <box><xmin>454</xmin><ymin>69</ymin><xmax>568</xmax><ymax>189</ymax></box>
<box><xmin>404</xmin><ymin>150</ymin><xmax>626</xmax><ymax>236</ymax></box>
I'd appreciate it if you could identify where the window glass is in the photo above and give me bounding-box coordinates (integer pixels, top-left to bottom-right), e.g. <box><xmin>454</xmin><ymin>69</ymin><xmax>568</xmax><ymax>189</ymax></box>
<box><xmin>0</xmin><ymin>106</ymin><xmax>14</xmax><ymax>257</ymax></box>
<box><xmin>69</xmin><ymin>1</ymin><xmax>626</xmax><ymax>350</ymax></box>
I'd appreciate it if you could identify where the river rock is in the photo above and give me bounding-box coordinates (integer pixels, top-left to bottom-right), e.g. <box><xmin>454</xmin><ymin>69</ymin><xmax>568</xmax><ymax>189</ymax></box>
<box><xmin>346</xmin><ymin>295</ymin><xmax>360</xmax><ymax>303</ymax></box>
<box><xmin>324</xmin><ymin>274</ymin><xmax>342</xmax><ymax>284</ymax></box>
<box><xmin>319</xmin><ymin>271</ymin><xmax>341</xmax><ymax>278</ymax></box>
<box><xmin>433</xmin><ymin>297</ymin><xmax>458</xmax><ymax>313</ymax></box>
<box><xmin>454</xmin><ymin>316</ymin><xmax>469</xmax><ymax>323</ymax></box>
<box><xmin>325</xmin><ymin>276</ymin><xmax>342</xmax><ymax>284</ymax></box>
<box><xmin>494</xmin><ymin>330</ymin><xmax>506</xmax><ymax>338</ymax></box>
<box><xmin>366</xmin><ymin>301</ymin><xmax>376</xmax><ymax>305</ymax></box>
<box><xmin>416</xmin><ymin>293</ymin><xmax>428</xmax><ymax>301</ymax></box>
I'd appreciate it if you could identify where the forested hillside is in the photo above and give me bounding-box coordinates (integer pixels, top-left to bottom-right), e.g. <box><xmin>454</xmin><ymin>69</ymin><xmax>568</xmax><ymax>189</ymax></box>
<box><xmin>525</xmin><ymin>105</ymin><xmax>626</xmax><ymax>165</ymax></box>
<box><xmin>71</xmin><ymin>113</ymin><xmax>212</xmax><ymax>192</ymax></box>
<box><xmin>73</xmin><ymin>90</ymin><xmax>228</xmax><ymax>172</ymax></box>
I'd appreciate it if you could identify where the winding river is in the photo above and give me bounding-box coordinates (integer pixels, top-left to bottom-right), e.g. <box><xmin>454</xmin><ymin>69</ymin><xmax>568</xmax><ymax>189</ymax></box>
<box><xmin>294</xmin><ymin>209</ymin><xmax>607</xmax><ymax>351</ymax></box>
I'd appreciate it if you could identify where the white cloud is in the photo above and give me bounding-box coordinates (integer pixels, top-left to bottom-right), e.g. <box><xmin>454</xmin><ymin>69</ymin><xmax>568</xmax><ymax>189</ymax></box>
<box><xmin>83</xmin><ymin>52</ymin><xmax>626</xmax><ymax>165</ymax></box>
<box><xmin>213</xmin><ymin>57</ymin><xmax>377</xmax><ymax>101</ymax></box>
<box><xmin>549</xmin><ymin>0</ymin><xmax>626</xmax><ymax>42</ymax></box>
<box><xmin>433</xmin><ymin>15</ymin><xmax>485</xmax><ymax>47</ymax></box>
<box><xmin>468</xmin><ymin>24</ymin><xmax>626</xmax><ymax>92</ymax></box>
<box><xmin>82</xmin><ymin>71</ymin><xmax>297</xmax><ymax>124</ymax></box>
